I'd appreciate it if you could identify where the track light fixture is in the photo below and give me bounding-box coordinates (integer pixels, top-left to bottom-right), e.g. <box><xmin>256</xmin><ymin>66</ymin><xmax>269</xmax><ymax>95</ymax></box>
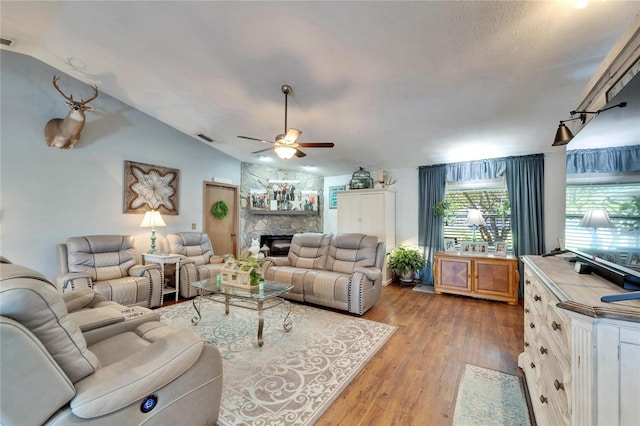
<box><xmin>552</xmin><ymin>102</ymin><xmax>627</xmax><ymax>146</ymax></box>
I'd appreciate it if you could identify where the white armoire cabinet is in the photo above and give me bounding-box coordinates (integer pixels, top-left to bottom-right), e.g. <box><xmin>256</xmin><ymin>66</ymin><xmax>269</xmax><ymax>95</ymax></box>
<box><xmin>337</xmin><ymin>188</ymin><xmax>396</xmax><ymax>284</ymax></box>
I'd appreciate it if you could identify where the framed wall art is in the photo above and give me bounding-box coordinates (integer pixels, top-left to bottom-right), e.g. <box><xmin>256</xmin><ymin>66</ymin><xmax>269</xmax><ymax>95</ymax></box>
<box><xmin>329</xmin><ymin>185</ymin><xmax>345</xmax><ymax>209</ymax></box>
<box><xmin>124</xmin><ymin>160</ymin><xmax>180</xmax><ymax>215</ymax></box>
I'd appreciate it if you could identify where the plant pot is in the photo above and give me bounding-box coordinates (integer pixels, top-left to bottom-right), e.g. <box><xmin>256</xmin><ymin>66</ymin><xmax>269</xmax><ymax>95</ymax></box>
<box><xmin>398</xmin><ymin>270</ymin><xmax>415</xmax><ymax>284</ymax></box>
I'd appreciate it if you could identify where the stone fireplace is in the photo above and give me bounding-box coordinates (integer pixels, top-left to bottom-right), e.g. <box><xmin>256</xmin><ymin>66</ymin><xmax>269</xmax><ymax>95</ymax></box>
<box><xmin>259</xmin><ymin>234</ymin><xmax>294</xmax><ymax>256</ymax></box>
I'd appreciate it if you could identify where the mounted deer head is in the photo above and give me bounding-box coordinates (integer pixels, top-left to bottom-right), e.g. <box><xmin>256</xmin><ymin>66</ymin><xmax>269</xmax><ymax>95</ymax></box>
<box><xmin>44</xmin><ymin>75</ymin><xmax>98</xmax><ymax>149</ymax></box>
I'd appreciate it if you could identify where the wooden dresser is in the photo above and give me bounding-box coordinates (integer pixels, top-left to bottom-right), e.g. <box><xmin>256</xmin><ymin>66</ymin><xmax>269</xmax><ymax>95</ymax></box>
<box><xmin>520</xmin><ymin>255</ymin><xmax>640</xmax><ymax>426</ymax></box>
<box><xmin>433</xmin><ymin>251</ymin><xmax>519</xmax><ymax>305</ymax></box>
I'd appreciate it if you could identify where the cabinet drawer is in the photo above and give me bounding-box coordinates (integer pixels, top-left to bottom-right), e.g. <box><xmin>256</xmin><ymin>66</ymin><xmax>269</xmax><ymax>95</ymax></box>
<box><xmin>545</xmin><ymin>302</ymin><xmax>570</xmax><ymax>356</ymax></box>
<box><xmin>540</xmin><ymin>356</ymin><xmax>571</xmax><ymax>426</ymax></box>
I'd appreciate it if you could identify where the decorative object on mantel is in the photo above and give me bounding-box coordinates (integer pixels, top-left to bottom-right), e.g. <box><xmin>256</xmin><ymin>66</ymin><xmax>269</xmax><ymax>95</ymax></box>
<box><xmin>211</xmin><ymin>200</ymin><xmax>229</xmax><ymax>219</ymax></box>
<box><xmin>220</xmin><ymin>256</ymin><xmax>263</xmax><ymax>288</ymax></box>
<box><xmin>349</xmin><ymin>167</ymin><xmax>374</xmax><ymax>189</ymax></box>
<box><xmin>44</xmin><ymin>75</ymin><xmax>99</xmax><ymax>149</ymax></box>
<box><xmin>124</xmin><ymin>160</ymin><xmax>179</xmax><ymax>215</ymax></box>
<box><xmin>249</xmin><ymin>180</ymin><xmax>319</xmax><ymax>215</ymax></box>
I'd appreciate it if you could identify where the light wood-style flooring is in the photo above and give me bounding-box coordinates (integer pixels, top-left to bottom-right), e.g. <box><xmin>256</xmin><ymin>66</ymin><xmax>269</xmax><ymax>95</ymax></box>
<box><xmin>316</xmin><ymin>283</ymin><xmax>525</xmax><ymax>426</ymax></box>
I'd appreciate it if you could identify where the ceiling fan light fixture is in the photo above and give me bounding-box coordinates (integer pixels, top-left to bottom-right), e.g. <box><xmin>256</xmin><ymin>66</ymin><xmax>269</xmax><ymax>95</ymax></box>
<box><xmin>274</xmin><ymin>146</ymin><xmax>297</xmax><ymax>159</ymax></box>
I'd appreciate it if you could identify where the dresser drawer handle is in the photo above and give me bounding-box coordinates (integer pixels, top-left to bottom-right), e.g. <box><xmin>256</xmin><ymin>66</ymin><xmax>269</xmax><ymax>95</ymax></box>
<box><xmin>524</xmin><ymin>341</ymin><xmax>530</xmax><ymax>347</ymax></box>
<box><xmin>540</xmin><ymin>395</ymin><xmax>548</xmax><ymax>404</ymax></box>
<box><xmin>534</xmin><ymin>295</ymin><xmax>541</xmax><ymax>302</ymax></box>
<box><xmin>552</xmin><ymin>321</ymin><xmax>561</xmax><ymax>331</ymax></box>
<box><xmin>525</xmin><ymin>279</ymin><xmax>531</xmax><ymax>285</ymax></box>
<box><xmin>529</xmin><ymin>322</ymin><xmax>535</xmax><ymax>329</ymax></box>
<box><xmin>554</xmin><ymin>379</ymin><xmax>565</xmax><ymax>391</ymax></box>
<box><xmin>539</xmin><ymin>346</ymin><xmax>548</xmax><ymax>355</ymax></box>
<box><xmin>530</xmin><ymin>362</ymin><xmax>535</xmax><ymax>369</ymax></box>
<box><xmin>524</xmin><ymin>308</ymin><xmax>530</xmax><ymax>313</ymax></box>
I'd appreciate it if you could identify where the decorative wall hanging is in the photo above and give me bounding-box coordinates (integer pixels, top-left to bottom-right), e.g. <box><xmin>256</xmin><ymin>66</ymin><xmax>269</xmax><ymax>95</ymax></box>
<box><xmin>328</xmin><ymin>185</ymin><xmax>345</xmax><ymax>209</ymax></box>
<box><xmin>124</xmin><ymin>160</ymin><xmax>179</xmax><ymax>215</ymax></box>
<box><xmin>44</xmin><ymin>75</ymin><xmax>99</xmax><ymax>149</ymax></box>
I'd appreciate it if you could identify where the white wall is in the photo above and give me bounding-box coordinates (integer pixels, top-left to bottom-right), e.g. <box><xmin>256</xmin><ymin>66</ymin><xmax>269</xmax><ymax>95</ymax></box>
<box><xmin>0</xmin><ymin>51</ymin><xmax>241</xmax><ymax>280</ymax></box>
<box><xmin>325</xmin><ymin>158</ymin><xmax>567</xmax><ymax>254</ymax></box>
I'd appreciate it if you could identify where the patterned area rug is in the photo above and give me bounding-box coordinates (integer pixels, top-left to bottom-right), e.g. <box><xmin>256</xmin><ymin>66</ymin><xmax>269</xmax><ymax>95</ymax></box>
<box><xmin>453</xmin><ymin>364</ymin><xmax>531</xmax><ymax>426</ymax></box>
<box><xmin>158</xmin><ymin>298</ymin><xmax>396</xmax><ymax>425</ymax></box>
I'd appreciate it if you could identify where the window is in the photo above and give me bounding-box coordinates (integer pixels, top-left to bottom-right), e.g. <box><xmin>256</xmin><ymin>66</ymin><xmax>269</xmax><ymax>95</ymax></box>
<box><xmin>565</xmin><ymin>177</ymin><xmax>640</xmax><ymax>256</ymax></box>
<box><xmin>442</xmin><ymin>183</ymin><xmax>512</xmax><ymax>250</ymax></box>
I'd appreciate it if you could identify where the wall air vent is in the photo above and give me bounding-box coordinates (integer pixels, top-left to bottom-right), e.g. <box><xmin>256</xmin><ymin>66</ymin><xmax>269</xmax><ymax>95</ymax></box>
<box><xmin>197</xmin><ymin>133</ymin><xmax>214</xmax><ymax>143</ymax></box>
<box><xmin>1</xmin><ymin>37</ymin><xmax>16</xmax><ymax>47</ymax></box>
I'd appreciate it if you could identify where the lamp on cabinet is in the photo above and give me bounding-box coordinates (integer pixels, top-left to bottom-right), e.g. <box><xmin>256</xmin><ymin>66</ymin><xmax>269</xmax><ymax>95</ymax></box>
<box><xmin>465</xmin><ymin>209</ymin><xmax>485</xmax><ymax>242</ymax></box>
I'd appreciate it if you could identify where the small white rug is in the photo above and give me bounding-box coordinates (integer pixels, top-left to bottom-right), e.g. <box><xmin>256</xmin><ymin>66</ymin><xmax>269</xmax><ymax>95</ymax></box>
<box><xmin>157</xmin><ymin>298</ymin><xmax>396</xmax><ymax>425</ymax></box>
<box><xmin>453</xmin><ymin>364</ymin><xmax>531</xmax><ymax>426</ymax></box>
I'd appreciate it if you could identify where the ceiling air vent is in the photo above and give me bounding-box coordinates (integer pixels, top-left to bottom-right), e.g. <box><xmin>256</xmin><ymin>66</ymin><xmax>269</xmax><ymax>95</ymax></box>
<box><xmin>1</xmin><ymin>37</ymin><xmax>16</xmax><ymax>47</ymax></box>
<box><xmin>197</xmin><ymin>133</ymin><xmax>214</xmax><ymax>143</ymax></box>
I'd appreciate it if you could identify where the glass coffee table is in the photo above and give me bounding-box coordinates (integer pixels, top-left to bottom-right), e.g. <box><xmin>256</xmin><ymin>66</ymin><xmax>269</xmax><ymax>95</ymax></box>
<box><xmin>190</xmin><ymin>279</ymin><xmax>294</xmax><ymax>347</ymax></box>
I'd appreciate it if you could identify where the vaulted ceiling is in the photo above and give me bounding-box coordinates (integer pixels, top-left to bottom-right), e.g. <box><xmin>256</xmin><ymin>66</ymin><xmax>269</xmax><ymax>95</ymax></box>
<box><xmin>2</xmin><ymin>1</ymin><xmax>639</xmax><ymax>175</ymax></box>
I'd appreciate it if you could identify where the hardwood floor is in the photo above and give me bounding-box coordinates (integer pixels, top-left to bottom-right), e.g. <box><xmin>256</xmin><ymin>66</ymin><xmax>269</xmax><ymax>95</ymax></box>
<box><xmin>316</xmin><ymin>283</ymin><xmax>524</xmax><ymax>426</ymax></box>
<box><xmin>160</xmin><ymin>282</ymin><xmax>524</xmax><ymax>425</ymax></box>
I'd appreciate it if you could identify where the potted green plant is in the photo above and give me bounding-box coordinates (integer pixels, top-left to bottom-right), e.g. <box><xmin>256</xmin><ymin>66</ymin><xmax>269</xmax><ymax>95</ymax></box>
<box><xmin>387</xmin><ymin>246</ymin><xmax>426</xmax><ymax>283</ymax></box>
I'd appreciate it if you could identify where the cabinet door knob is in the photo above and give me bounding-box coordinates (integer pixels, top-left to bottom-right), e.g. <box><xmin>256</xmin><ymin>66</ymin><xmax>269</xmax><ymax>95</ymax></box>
<box><xmin>530</xmin><ymin>362</ymin><xmax>536</xmax><ymax>369</ymax></box>
<box><xmin>554</xmin><ymin>379</ymin><xmax>565</xmax><ymax>391</ymax></box>
<box><xmin>524</xmin><ymin>341</ymin><xmax>530</xmax><ymax>347</ymax></box>
<box><xmin>539</xmin><ymin>346</ymin><xmax>548</xmax><ymax>355</ymax></box>
<box><xmin>525</xmin><ymin>279</ymin><xmax>531</xmax><ymax>285</ymax></box>
<box><xmin>524</xmin><ymin>308</ymin><xmax>530</xmax><ymax>313</ymax></box>
<box><xmin>534</xmin><ymin>295</ymin><xmax>541</xmax><ymax>302</ymax></box>
<box><xmin>529</xmin><ymin>322</ymin><xmax>535</xmax><ymax>329</ymax></box>
<box><xmin>552</xmin><ymin>321</ymin><xmax>561</xmax><ymax>331</ymax></box>
<box><xmin>540</xmin><ymin>395</ymin><xmax>548</xmax><ymax>404</ymax></box>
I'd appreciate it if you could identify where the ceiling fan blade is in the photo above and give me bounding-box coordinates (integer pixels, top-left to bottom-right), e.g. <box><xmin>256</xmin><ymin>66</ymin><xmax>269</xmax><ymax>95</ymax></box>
<box><xmin>238</xmin><ymin>135</ymin><xmax>274</xmax><ymax>144</ymax></box>
<box><xmin>252</xmin><ymin>148</ymin><xmax>274</xmax><ymax>154</ymax></box>
<box><xmin>298</xmin><ymin>142</ymin><xmax>335</xmax><ymax>148</ymax></box>
<box><xmin>295</xmin><ymin>149</ymin><xmax>307</xmax><ymax>158</ymax></box>
<box><xmin>285</xmin><ymin>128</ymin><xmax>302</xmax><ymax>142</ymax></box>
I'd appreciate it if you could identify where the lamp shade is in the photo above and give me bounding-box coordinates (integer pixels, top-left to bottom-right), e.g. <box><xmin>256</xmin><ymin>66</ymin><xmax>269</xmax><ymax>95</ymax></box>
<box><xmin>274</xmin><ymin>145</ymin><xmax>297</xmax><ymax>159</ymax></box>
<box><xmin>140</xmin><ymin>210</ymin><xmax>166</xmax><ymax>227</ymax></box>
<box><xmin>553</xmin><ymin>122</ymin><xmax>574</xmax><ymax>146</ymax></box>
<box><xmin>579</xmin><ymin>208</ymin><xmax>613</xmax><ymax>228</ymax></box>
<box><xmin>464</xmin><ymin>209</ymin><xmax>485</xmax><ymax>226</ymax></box>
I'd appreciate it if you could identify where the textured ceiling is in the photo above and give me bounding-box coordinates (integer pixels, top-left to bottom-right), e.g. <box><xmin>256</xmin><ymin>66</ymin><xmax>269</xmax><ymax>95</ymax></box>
<box><xmin>2</xmin><ymin>1</ymin><xmax>639</xmax><ymax>175</ymax></box>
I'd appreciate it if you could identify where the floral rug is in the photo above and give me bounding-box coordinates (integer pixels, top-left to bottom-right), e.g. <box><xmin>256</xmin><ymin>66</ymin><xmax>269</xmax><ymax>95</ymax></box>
<box><xmin>453</xmin><ymin>364</ymin><xmax>531</xmax><ymax>426</ymax></box>
<box><xmin>157</xmin><ymin>298</ymin><xmax>396</xmax><ymax>425</ymax></box>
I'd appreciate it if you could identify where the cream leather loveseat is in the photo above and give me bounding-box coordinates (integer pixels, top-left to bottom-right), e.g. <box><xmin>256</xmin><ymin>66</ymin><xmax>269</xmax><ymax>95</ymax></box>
<box><xmin>261</xmin><ymin>233</ymin><xmax>385</xmax><ymax>315</ymax></box>
<box><xmin>1</xmin><ymin>260</ymin><xmax>223</xmax><ymax>425</ymax></box>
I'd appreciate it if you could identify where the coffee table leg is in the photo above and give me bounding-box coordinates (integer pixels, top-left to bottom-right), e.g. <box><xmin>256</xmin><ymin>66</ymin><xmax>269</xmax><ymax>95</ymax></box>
<box><xmin>191</xmin><ymin>296</ymin><xmax>202</xmax><ymax>324</ymax></box>
<box><xmin>257</xmin><ymin>300</ymin><xmax>264</xmax><ymax>347</ymax></box>
<box><xmin>283</xmin><ymin>300</ymin><xmax>293</xmax><ymax>332</ymax></box>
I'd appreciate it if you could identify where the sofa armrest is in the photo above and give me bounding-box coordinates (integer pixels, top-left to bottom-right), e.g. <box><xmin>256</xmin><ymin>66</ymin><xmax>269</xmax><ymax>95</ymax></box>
<box><xmin>128</xmin><ymin>263</ymin><xmax>160</xmax><ymax>277</ymax></box>
<box><xmin>209</xmin><ymin>255</ymin><xmax>225</xmax><ymax>264</ymax></box>
<box><xmin>263</xmin><ymin>256</ymin><xmax>291</xmax><ymax>267</ymax></box>
<box><xmin>71</xmin><ymin>329</ymin><xmax>204</xmax><ymax>418</ymax></box>
<box><xmin>57</xmin><ymin>272</ymin><xmax>92</xmax><ymax>293</ymax></box>
<box><xmin>354</xmin><ymin>267</ymin><xmax>382</xmax><ymax>282</ymax></box>
<box><xmin>63</xmin><ymin>288</ymin><xmax>111</xmax><ymax>312</ymax></box>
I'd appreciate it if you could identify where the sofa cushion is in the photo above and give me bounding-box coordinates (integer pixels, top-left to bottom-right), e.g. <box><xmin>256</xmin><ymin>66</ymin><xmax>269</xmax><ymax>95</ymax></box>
<box><xmin>0</xmin><ymin>263</ymin><xmax>100</xmax><ymax>383</ymax></box>
<box><xmin>92</xmin><ymin>276</ymin><xmax>151</xmax><ymax>307</ymax></box>
<box><xmin>262</xmin><ymin>266</ymin><xmax>309</xmax><ymax>301</ymax></box>
<box><xmin>66</xmin><ymin>235</ymin><xmax>137</xmax><ymax>281</ymax></box>
<box><xmin>167</xmin><ymin>232</ymin><xmax>214</xmax><ymax>265</ymax></box>
<box><xmin>326</xmin><ymin>233</ymin><xmax>379</xmax><ymax>274</ymax></box>
<box><xmin>302</xmin><ymin>270</ymin><xmax>351</xmax><ymax>310</ymax></box>
<box><xmin>288</xmin><ymin>233</ymin><xmax>332</xmax><ymax>270</ymax></box>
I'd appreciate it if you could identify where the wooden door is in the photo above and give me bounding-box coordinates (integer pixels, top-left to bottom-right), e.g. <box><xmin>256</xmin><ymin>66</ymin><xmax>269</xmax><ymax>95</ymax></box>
<box><xmin>203</xmin><ymin>182</ymin><xmax>239</xmax><ymax>257</ymax></box>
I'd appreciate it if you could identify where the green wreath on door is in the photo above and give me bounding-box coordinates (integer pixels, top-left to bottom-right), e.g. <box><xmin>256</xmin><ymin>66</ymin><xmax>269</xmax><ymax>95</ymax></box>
<box><xmin>211</xmin><ymin>200</ymin><xmax>229</xmax><ymax>219</ymax></box>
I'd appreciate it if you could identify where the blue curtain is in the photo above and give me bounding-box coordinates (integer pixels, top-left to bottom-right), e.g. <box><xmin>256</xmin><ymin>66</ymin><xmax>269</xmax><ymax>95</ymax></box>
<box><xmin>567</xmin><ymin>145</ymin><xmax>640</xmax><ymax>174</ymax></box>
<box><xmin>446</xmin><ymin>157</ymin><xmax>506</xmax><ymax>182</ymax></box>
<box><xmin>418</xmin><ymin>164</ymin><xmax>447</xmax><ymax>285</ymax></box>
<box><xmin>505</xmin><ymin>154</ymin><xmax>545</xmax><ymax>297</ymax></box>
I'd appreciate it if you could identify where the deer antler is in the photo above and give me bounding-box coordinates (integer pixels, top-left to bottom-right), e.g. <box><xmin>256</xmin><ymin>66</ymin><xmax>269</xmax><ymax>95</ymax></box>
<box><xmin>80</xmin><ymin>84</ymin><xmax>99</xmax><ymax>105</ymax></box>
<box><xmin>52</xmin><ymin>75</ymin><xmax>74</xmax><ymax>102</ymax></box>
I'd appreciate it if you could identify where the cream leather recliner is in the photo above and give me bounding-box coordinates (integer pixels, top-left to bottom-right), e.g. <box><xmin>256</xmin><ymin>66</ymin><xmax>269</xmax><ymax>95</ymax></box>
<box><xmin>1</xmin><ymin>261</ymin><xmax>223</xmax><ymax>425</ymax></box>
<box><xmin>166</xmin><ymin>232</ymin><xmax>226</xmax><ymax>298</ymax></box>
<box><xmin>57</xmin><ymin>235</ymin><xmax>163</xmax><ymax>308</ymax></box>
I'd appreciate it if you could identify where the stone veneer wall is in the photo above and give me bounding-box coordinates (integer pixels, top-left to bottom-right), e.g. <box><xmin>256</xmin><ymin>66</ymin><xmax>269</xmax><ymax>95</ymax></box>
<box><xmin>240</xmin><ymin>162</ymin><xmax>323</xmax><ymax>252</ymax></box>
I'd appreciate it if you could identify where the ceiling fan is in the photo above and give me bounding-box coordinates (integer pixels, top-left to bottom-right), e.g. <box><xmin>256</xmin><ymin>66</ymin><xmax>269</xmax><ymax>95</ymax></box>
<box><xmin>238</xmin><ymin>84</ymin><xmax>335</xmax><ymax>159</ymax></box>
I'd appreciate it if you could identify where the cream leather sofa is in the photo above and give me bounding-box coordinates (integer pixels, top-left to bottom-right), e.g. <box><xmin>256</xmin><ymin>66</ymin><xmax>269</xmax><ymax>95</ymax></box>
<box><xmin>166</xmin><ymin>232</ymin><xmax>226</xmax><ymax>298</ymax></box>
<box><xmin>57</xmin><ymin>235</ymin><xmax>163</xmax><ymax>308</ymax></box>
<box><xmin>262</xmin><ymin>233</ymin><xmax>385</xmax><ymax>315</ymax></box>
<box><xmin>1</xmin><ymin>261</ymin><xmax>223</xmax><ymax>425</ymax></box>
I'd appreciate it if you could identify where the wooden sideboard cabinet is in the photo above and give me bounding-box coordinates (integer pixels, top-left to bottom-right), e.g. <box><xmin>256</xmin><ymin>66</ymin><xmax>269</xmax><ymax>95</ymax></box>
<box><xmin>433</xmin><ymin>251</ymin><xmax>519</xmax><ymax>305</ymax></box>
<box><xmin>519</xmin><ymin>255</ymin><xmax>640</xmax><ymax>426</ymax></box>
